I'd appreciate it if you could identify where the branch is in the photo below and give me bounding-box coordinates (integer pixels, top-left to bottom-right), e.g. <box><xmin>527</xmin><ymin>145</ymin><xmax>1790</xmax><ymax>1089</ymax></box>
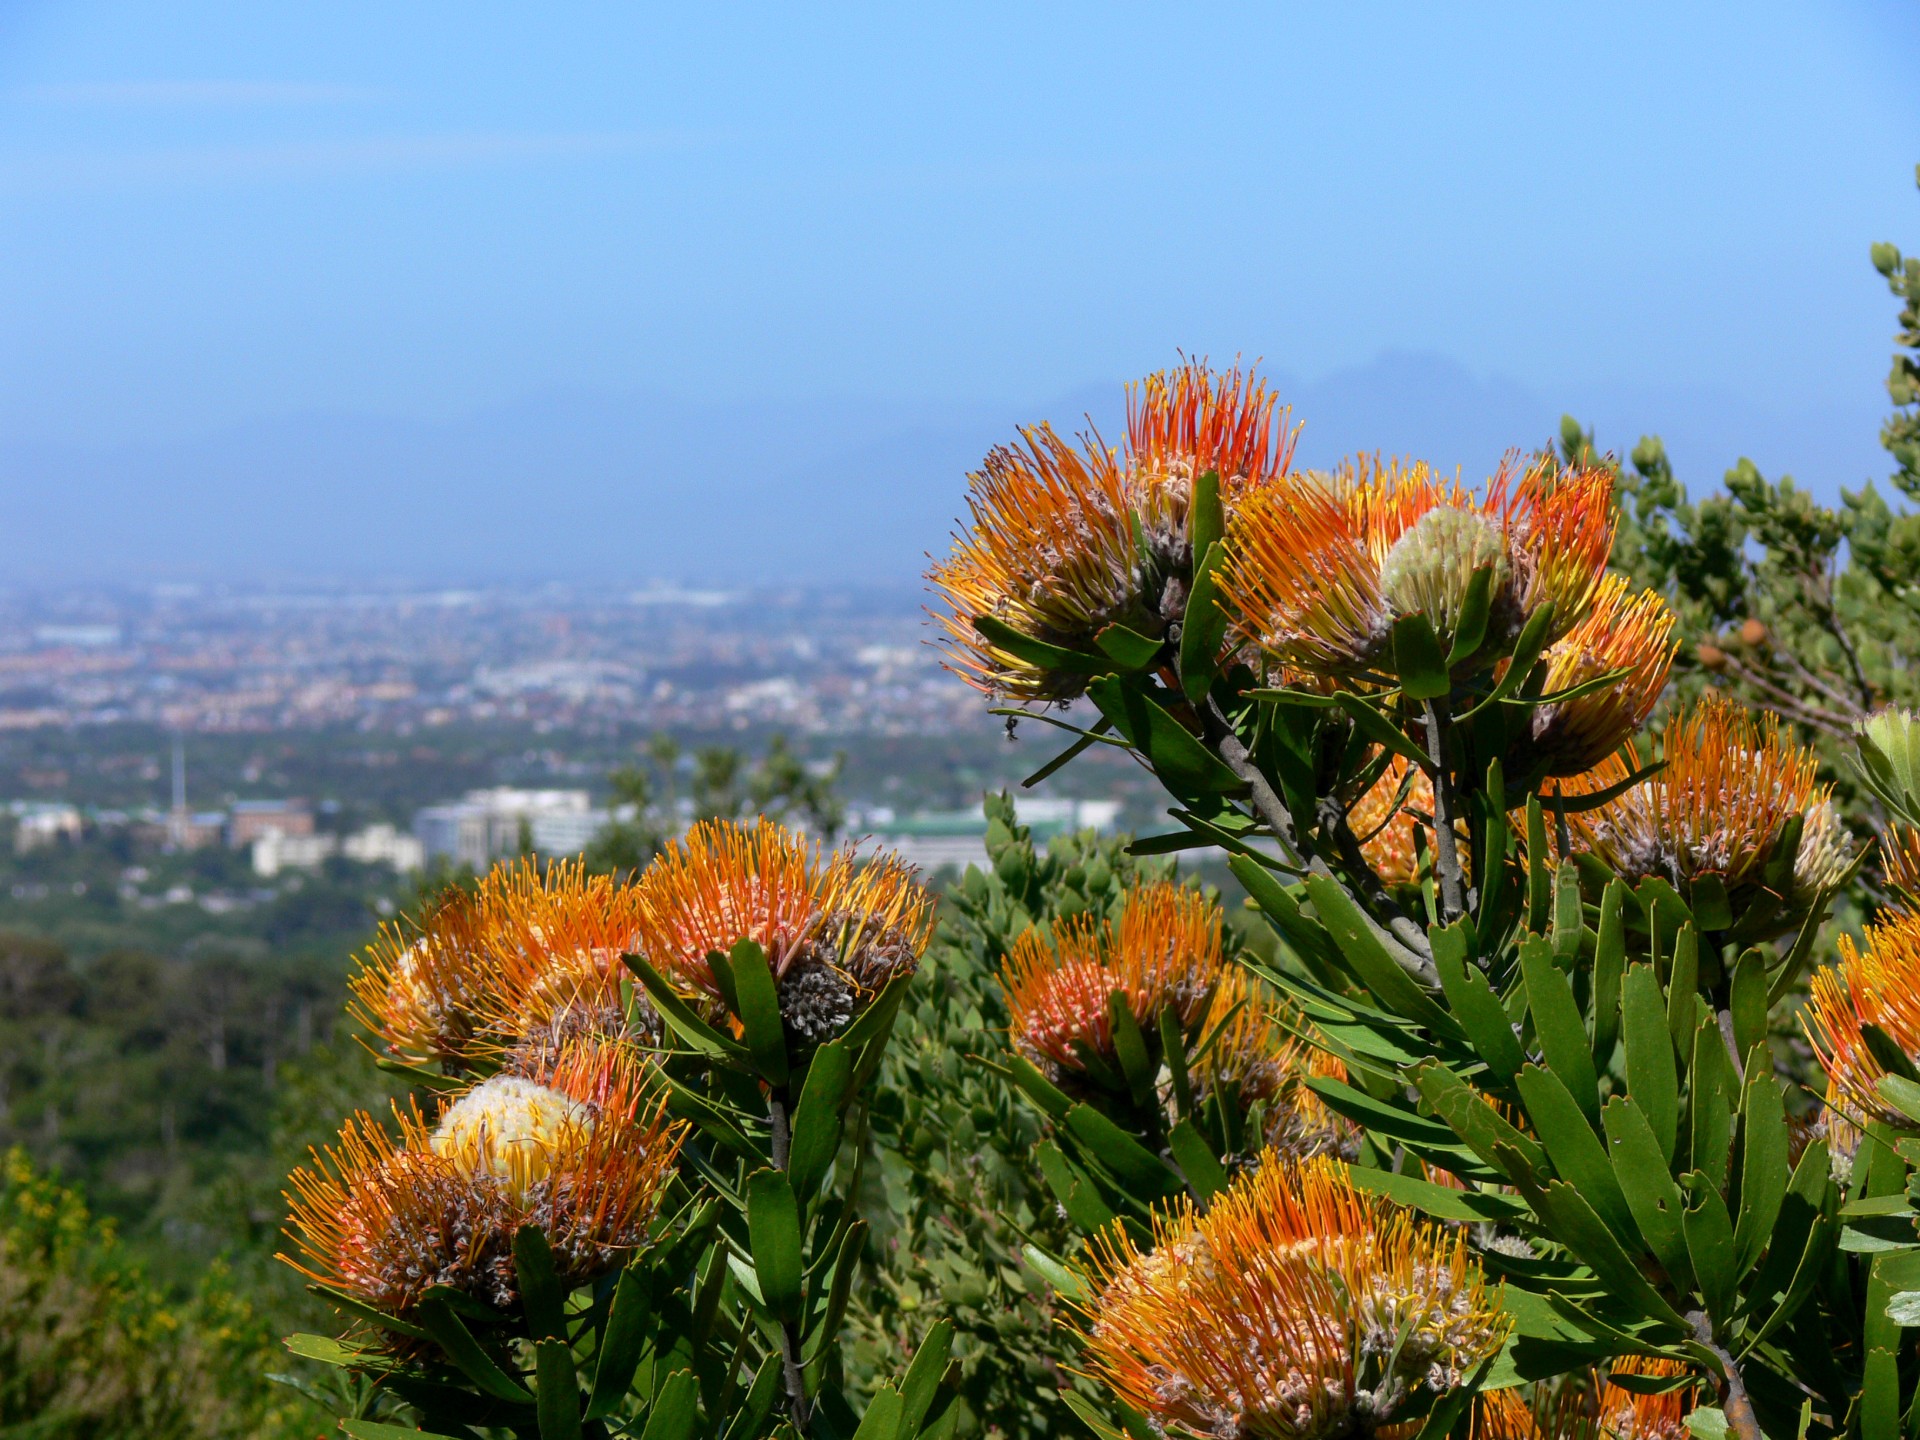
<box><xmin>1689</xmin><ymin>1312</ymin><xmax>1762</xmax><ymax>1440</ymax></box>
<box><xmin>1420</xmin><ymin>701</ymin><xmax>1468</xmax><ymax>925</ymax></box>
<box><xmin>767</xmin><ymin>1089</ymin><xmax>811</xmax><ymax>1434</ymax></box>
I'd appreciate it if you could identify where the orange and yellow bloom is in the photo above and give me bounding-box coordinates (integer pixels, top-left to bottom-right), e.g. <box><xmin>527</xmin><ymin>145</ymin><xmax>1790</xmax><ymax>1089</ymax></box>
<box><xmin>1807</xmin><ymin>906</ymin><xmax>1920</xmax><ymax>1151</ymax></box>
<box><xmin>1079</xmin><ymin>1155</ymin><xmax>1507</xmax><ymax>1439</ymax></box>
<box><xmin>1518</xmin><ymin>574</ymin><xmax>1678</xmax><ymax>778</ymax></box>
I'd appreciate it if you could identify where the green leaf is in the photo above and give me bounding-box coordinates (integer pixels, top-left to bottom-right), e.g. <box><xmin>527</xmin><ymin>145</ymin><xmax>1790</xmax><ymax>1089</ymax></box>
<box><xmin>746</xmin><ymin>1168</ymin><xmax>805</xmax><ymax>1323</ymax></box>
<box><xmin>1087</xmin><ymin>676</ymin><xmax>1246</xmax><ymax>797</ymax></box>
<box><xmin>1878</xmin><ymin>1073</ymin><xmax>1920</xmax><ymax>1126</ymax></box>
<box><xmin>1021</xmin><ymin>717</ymin><xmax>1115</xmax><ymax>788</ymax></box>
<box><xmin>1461</xmin><ymin>600</ymin><xmax>1555</xmax><ymax>717</ymax></box>
<box><xmin>1393</xmin><ymin>613</ymin><xmax>1452</xmax><ymax>700</ymax></box>
<box><xmin>1732</xmin><ymin>1074</ymin><xmax>1789</xmax><ymax>1275</ymax></box>
<box><xmin>1431</xmin><ymin>923</ymin><xmax>1523</xmax><ymax>1082</ymax></box>
<box><xmin>1540</xmin><ymin>760</ymin><xmax>1665</xmax><ymax>813</ymax></box>
<box><xmin>1727</xmin><ymin>950</ymin><xmax>1768</xmax><ymax>1068</ymax></box>
<box><xmin>1623</xmin><ymin>964</ymin><xmax>1679</xmax><ymax>1162</ymax></box>
<box><xmin>1036</xmin><ymin>1140</ymin><xmax>1118</xmax><ymax>1233</ymax></box>
<box><xmin>1160</xmin><ymin>1004</ymin><xmax>1195</xmax><ymax>1118</ymax></box>
<box><xmin>1861</xmin><ymin>1348</ymin><xmax>1900</xmax><ymax>1440</ymax></box>
<box><xmin>587</xmin><ymin>1262</ymin><xmax>653</xmax><ymax>1421</ymax></box>
<box><xmin>416</xmin><ymin>1296</ymin><xmax>533</xmax><ymax>1403</ymax></box>
<box><xmin>971</xmin><ymin>614</ymin><xmax>1108</xmax><ymax>675</ymax></box>
<box><xmin>1689</xmin><ymin>873</ymin><xmax>1733</xmax><ymax>931</ymax></box>
<box><xmin>1021</xmin><ymin>1243</ymin><xmax>1089</xmax><ymax>1303</ymax></box>
<box><xmin>1095</xmin><ymin>622</ymin><xmax>1165</xmax><ymax>671</ymax></box>
<box><xmin>1107</xmin><ymin>991</ymin><xmax>1157</xmax><ymax>1111</ymax></box>
<box><xmin>1688</xmin><ymin>1002</ymin><xmax>1737</xmax><ymax>1188</ymax></box>
<box><xmin>723</xmin><ymin>1353</ymin><xmax>785</xmax><ymax>1440</ymax></box>
<box><xmin>1602</xmin><ymin>1097</ymin><xmax>1697</xmax><ymax>1292</ymax></box>
<box><xmin>1306</xmin><ymin>1075</ymin><xmax>1463</xmax><ymax>1149</ymax></box>
<box><xmin>303</xmin><ymin>1283</ymin><xmax>431</xmax><ymax>1342</ymax></box>
<box><xmin>1667</xmin><ymin>926</ymin><xmax>1700</xmax><ymax>1060</ymax></box>
<box><xmin>1516</xmin><ymin>1063</ymin><xmax>1637</xmax><ymax>1246</ymax></box>
<box><xmin>789</xmin><ymin>1036</ymin><xmax>855</xmax><ymax>1203</ymax></box>
<box><xmin>1065</xmin><ymin>1103</ymin><xmax>1184</xmax><ymax>1198</ymax></box>
<box><xmin>1411</xmin><ymin>1059</ymin><xmax>1548</xmax><ymax>1181</ymax></box>
<box><xmin>1551</xmin><ymin>861</ymin><xmax>1584</xmax><ymax>961</ymax></box>
<box><xmin>342</xmin><ymin>1425</ymin><xmax>466</xmax><ymax>1440</ymax></box>
<box><xmin>1681</xmin><ymin>1180</ymin><xmax>1738</xmax><ymax>1320</ymax></box>
<box><xmin>1302</xmin><ymin>874</ymin><xmax>1459</xmax><ymax>1038</ymax></box>
<box><xmin>1180</xmin><ymin>544</ymin><xmax>1232</xmax><ymax>703</ymax></box>
<box><xmin>1520</xmin><ymin>935</ymin><xmax>1600</xmax><ymax>1124</ymax></box>
<box><xmin>728</xmin><ymin>938</ymin><xmax>789</xmax><ymax>1085</ymax></box>
<box><xmin>1863</xmin><ymin>1023</ymin><xmax>1920</xmax><ymax>1083</ymax></box>
<box><xmin>1002</xmin><ymin>1054</ymin><xmax>1074</xmax><ymax>1122</ymax></box>
<box><xmin>535</xmin><ymin>1337</ymin><xmax>583</xmax><ymax>1440</ymax></box>
<box><xmin>897</xmin><ymin>1319</ymin><xmax>955</xmax><ymax>1437</ymax></box>
<box><xmin>1592</xmin><ymin>881</ymin><xmax>1626</xmax><ymax>1067</ymax></box>
<box><xmin>1168</xmin><ymin>1118</ymin><xmax>1231</xmax><ymax>1202</ymax></box>
<box><xmin>1447</xmin><ymin>564</ymin><xmax>1496</xmax><ymax>666</ymax></box>
<box><xmin>637</xmin><ymin>1370</ymin><xmax>700</xmax><ymax>1440</ymax></box>
<box><xmin>853</xmin><ymin>1386</ymin><xmax>904</xmax><ymax>1440</ymax></box>
<box><xmin>1190</xmin><ymin>468</ymin><xmax>1224</xmax><ymax>562</ymax></box>
<box><xmin>1345</xmin><ymin>1162</ymin><xmax>1527</xmax><ymax>1223</ymax></box>
<box><xmin>1536</xmin><ymin>1180</ymin><xmax>1689</xmax><ymax>1329</ymax></box>
<box><xmin>513</xmin><ymin>1225</ymin><xmax>566</xmax><ymax>1343</ymax></box>
<box><xmin>1332</xmin><ymin>691</ymin><xmax>1431</xmax><ymax>766</ymax></box>
<box><xmin>1525</xmin><ymin>798</ymin><xmax>1551</xmax><ymax>934</ymax></box>
<box><xmin>622</xmin><ymin>955</ymin><xmax>751</xmax><ymax>1069</ymax></box>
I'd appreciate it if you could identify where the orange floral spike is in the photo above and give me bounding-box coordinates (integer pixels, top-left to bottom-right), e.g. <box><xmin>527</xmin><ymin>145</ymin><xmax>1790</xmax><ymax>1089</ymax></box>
<box><xmin>1349</xmin><ymin>753</ymin><xmax>1435</xmax><ymax>886</ymax></box>
<box><xmin>348</xmin><ymin>884</ymin><xmax>494</xmax><ymax>1072</ymax></box>
<box><xmin>927</xmin><ymin>423</ymin><xmax>1147</xmax><ymax>701</ymax></box>
<box><xmin>1569</xmin><ymin>692</ymin><xmax>1841</xmax><ymax>894</ymax></box>
<box><xmin>1522</xmin><ymin>574</ymin><xmax>1678</xmax><ymax>778</ymax></box>
<box><xmin>1601</xmin><ymin>1357</ymin><xmax>1701</xmax><ymax>1440</ymax></box>
<box><xmin>633</xmin><ymin>818</ymin><xmax>932</xmax><ymax>1041</ymax></box>
<box><xmin>1806</xmin><ymin>907</ymin><xmax>1920</xmax><ymax>1151</ymax></box>
<box><xmin>1000</xmin><ymin>882</ymin><xmax>1223</xmax><ymax>1081</ymax></box>
<box><xmin>1884</xmin><ymin>823</ymin><xmax>1920</xmax><ymax>910</ymax></box>
<box><xmin>1497</xmin><ymin>456</ymin><xmax>1616</xmax><ymax>634</ymax></box>
<box><xmin>283</xmin><ymin>1038</ymin><xmax>685</xmax><ymax>1324</ymax></box>
<box><xmin>1193</xmin><ymin>969</ymin><xmax>1359</xmax><ymax>1161</ymax></box>
<box><xmin>1079</xmin><ymin>1155</ymin><xmax>1508</xmax><ymax>1439</ymax></box>
<box><xmin>1126</xmin><ymin>360</ymin><xmax>1297</xmax><ymax>494</ymax></box>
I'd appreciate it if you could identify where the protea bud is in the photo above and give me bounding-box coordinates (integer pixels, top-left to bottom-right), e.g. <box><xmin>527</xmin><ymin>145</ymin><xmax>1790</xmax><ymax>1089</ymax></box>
<box><xmin>1859</xmin><ymin>708</ymin><xmax>1920</xmax><ymax>825</ymax></box>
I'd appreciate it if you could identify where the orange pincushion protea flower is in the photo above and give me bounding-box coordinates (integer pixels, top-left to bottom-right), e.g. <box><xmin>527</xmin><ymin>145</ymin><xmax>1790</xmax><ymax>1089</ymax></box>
<box><xmin>1079</xmin><ymin>1155</ymin><xmax>1507</xmax><ymax>1440</ymax></box>
<box><xmin>1600</xmin><ymin>1357</ymin><xmax>1701</xmax><ymax>1440</ymax></box>
<box><xmin>349</xmin><ymin>885</ymin><xmax>494</xmax><ymax>1071</ymax></box>
<box><xmin>1000</xmin><ymin>882</ymin><xmax>1222</xmax><ymax>1081</ymax></box>
<box><xmin>929</xmin><ymin>361</ymin><xmax>1295</xmax><ymax>701</ymax></box>
<box><xmin>1193</xmin><ymin>969</ymin><xmax>1359</xmax><ymax>1161</ymax></box>
<box><xmin>467</xmin><ymin>857</ymin><xmax>657</xmax><ymax>1073</ymax></box>
<box><xmin>1220</xmin><ymin>455</ymin><xmax>1615</xmax><ymax>680</ymax></box>
<box><xmin>1806</xmin><ymin>907</ymin><xmax>1920</xmax><ymax>1148</ymax></box>
<box><xmin>283</xmin><ymin>1041</ymin><xmax>683</xmax><ymax>1321</ymax></box>
<box><xmin>1568</xmin><ymin>693</ymin><xmax>1841</xmax><ymax>894</ymax></box>
<box><xmin>633</xmin><ymin>817</ymin><xmax>932</xmax><ymax>1042</ymax></box>
<box><xmin>1349</xmin><ymin>754</ymin><xmax>1435</xmax><ymax>886</ymax></box>
<box><xmin>1884</xmin><ymin>823</ymin><xmax>1920</xmax><ymax>909</ymax></box>
<box><xmin>1520</xmin><ymin>574</ymin><xmax>1677</xmax><ymax>778</ymax></box>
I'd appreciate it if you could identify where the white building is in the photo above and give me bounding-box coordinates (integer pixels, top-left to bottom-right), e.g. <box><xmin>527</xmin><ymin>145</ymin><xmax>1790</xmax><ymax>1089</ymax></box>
<box><xmin>413</xmin><ymin>788</ymin><xmax>610</xmax><ymax>868</ymax></box>
<box><xmin>252</xmin><ymin>830</ymin><xmax>339</xmax><ymax>877</ymax></box>
<box><xmin>342</xmin><ymin>823</ymin><xmax>425</xmax><ymax>873</ymax></box>
<box><xmin>11</xmin><ymin>803</ymin><xmax>83</xmax><ymax>853</ymax></box>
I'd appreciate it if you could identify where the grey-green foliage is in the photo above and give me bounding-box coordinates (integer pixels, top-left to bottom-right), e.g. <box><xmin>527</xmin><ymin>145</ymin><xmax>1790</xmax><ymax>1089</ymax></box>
<box><xmin>846</xmin><ymin>793</ymin><xmax>1174</xmax><ymax>1439</ymax></box>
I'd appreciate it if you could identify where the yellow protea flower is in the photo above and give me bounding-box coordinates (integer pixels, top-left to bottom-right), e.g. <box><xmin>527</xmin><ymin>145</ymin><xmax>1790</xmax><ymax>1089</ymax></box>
<box><xmin>1520</xmin><ymin>574</ymin><xmax>1677</xmax><ymax>778</ymax></box>
<box><xmin>1079</xmin><ymin>1155</ymin><xmax>1508</xmax><ymax>1439</ymax></box>
<box><xmin>1806</xmin><ymin>907</ymin><xmax>1920</xmax><ymax>1152</ymax></box>
<box><xmin>999</xmin><ymin>882</ymin><xmax>1222</xmax><ymax>1082</ymax></box>
<box><xmin>633</xmin><ymin>817</ymin><xmax>933</xmax><ymax>1042</ymax></box>
<box><xmin>283</xmin><ymin>1041</ymin><xmax>683</xmax><ymax>1320</ymax></box>
<box><xmin>1221</xmin><ymin>454</ymin><xmax>1615</xmax><ymax>680</ymax></box>
<box><xmin>348</xmin><ymin>885</ymin><xmax>494</xmax><ymax>1071</ymax></box>
<box><xmin>469</xmin><ymin>857</ymin><xmax>656</xmax><ymax>1073</ymax></box>
<box><xmin>1193</xmin><ymin>969</ymin><xmax>1359</xmax><ymax>1161</ymax></box>
<box><xmin>1569</xmin><ymin>693</ymin><xmax>1841</xmax><ymax>894</ymax></box>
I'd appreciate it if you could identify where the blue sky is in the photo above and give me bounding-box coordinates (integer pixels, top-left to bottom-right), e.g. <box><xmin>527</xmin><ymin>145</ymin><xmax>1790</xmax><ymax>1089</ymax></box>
<box><xmin>0</xmin><ymin>4</ymin><xmax>1916</xmax><ymax>580</ymax></box>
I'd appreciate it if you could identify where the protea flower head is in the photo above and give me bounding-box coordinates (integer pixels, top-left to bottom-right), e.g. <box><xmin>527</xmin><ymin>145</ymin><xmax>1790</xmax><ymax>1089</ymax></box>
<box><xmin>1079</xmin><ymin>1154</ymin><xmax>1507</xmax><ymax>1440</ymax></box>
<box><xmin>1518</xmin><ymin>574</ymin><xmax>1677</xmax><ymax>778</ymax></box>
<box><xmin>283</xmin><ymin>1040</ymin><xmax>683</xmax><ymax>1321</ymax></box>
<box><xmin>348</xmin><ymin>885</ymin><xmax>494</xmax><ymax>1072</ymax></box>
<box><xmin>1221</xmin><ymin>454</ymin><xmax>1615</xmax><ymax>681</ymax></box>
<box><xmin>1884</xmin><ymin>823</ymin><xmax>1920</xmax><ymax>910</ymax></box>
<box><xmin>1349</xmin><ymin>754</ymin><xmax>1436</xmax><ymax>886</ymax></box>
<box><xmin>468</xmin><ymin>857</ymin><xmax>659</xmax><ymax>1075</ymax></box>
<box><xmin>1569</xmin><ymin>693</ymin><xmax>1841</xmax><ymax>898</ymax></box>
<box><xmin>632</xmin><ymin>817</ymin><xmax>932</xmax><ymax>1044</ymax></box>
<box><xmin>1000</xmin><ymin>881</ymin><xmax>1223</xmax><ymax>1083</ymax></box>
<box><xmin>1599</xmin><ymin>1357</ymin><xmax>1701</xmax><ymax>1440</ymax></box>
<box><xmin>1193</xmin><ymin>969</ymin><xmax>1360</xmax><ymax>1162</ymax></box>
<box><xmin>1806</xmin><ymin>907</ymin><xmax>1920</xmax><ymax>1153</ymax></box>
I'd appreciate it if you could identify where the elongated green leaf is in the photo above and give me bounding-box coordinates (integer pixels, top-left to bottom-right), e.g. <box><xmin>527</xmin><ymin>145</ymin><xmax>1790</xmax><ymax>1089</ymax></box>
<box><xmin>1689</xmin><ymin>872</ymin><xmax>1733</xmax><ymax>930</ymax></box>
<box><xmin>1682</xmin><ymin>1180</ymin><xmax>1738</xmax><ymax>1321</ymax></box>
<box><xmin>416</xmin><ymin>1296</ymin><xmax>533</xmax><ymax>1403</ymax></box>
<box><xmin>802</xmin><ymin>1218</ymin><xmax>869</xmax><ymax>1371</ymax></box>
<box><xmin>1180</xmin><ymin>546</ymin><xmax>1231</xmax><ymax>703</ymax></box>
<box><xmin>1037</xmin><ymin>1140</ymin><xmax>1118</xmax><ymax>1233</ymax></box>
<box><xmin>1190</xmin><ymin>469</ymin><xmax>1224</xmax><ymax>562</ymax></box>
<box><xmin>897</xmin><ymin>1319</ymin><xmax>955</xmax><ymax>1437</ymax></box>
<box><xmin>1516</xmin><ymin>1064</ymin><xmax>1637</xmax><ymax>1246</ymax></box>
<box><xmin>1592</xmin><ymin>880</ymin><xmax>1626</xmax><ymax>1067</ymax></box>
<box><xmin>1431</xmin><ymin>923</ymin><xmax>1524</xmax><ymax>1082</ymax></box>
<box><xmin>1021</xmin><ymin>718</ymin><xmax>1114</xmax><ymax>788</ymax></box>
<box><xmin>1602</xmin><ymin>1097</ymin><xmax>1696</xmax><ymax>1292</ymax></box>
<box><xmin>1108</xmin><ymin>991</ymin><xmax>1156</xmax><ymax>1110</ymax></box>
<box><xmin>1536</xmin><ymin>1180</ymin><xmax>1689</xmax><ymax>1329</ymax></box>
<box><xmin>1520</xmin><ymin>936</ymin><xmax>1599</xmax><ymax>1124</ymax></box>
<box><xmin>971</xmin><ymin>614</ymin><xmax>1107</xmax><ymax>675</ymax></box>
<box><xmin>304</xmin><ymin>1283</ymin><xmax>431</xmax><ymax>1342</ymax></box>
<box><xmin>1303</xmin><ymin>874</ymin><xmax>1458</xmax><ymax>1037</ymax></box>
<box><xmin>1065</xmin><ymin>1103</ymin><xmax>1184</xmax><ymax>1198</ymax></box>
<box><xmin>1332</xmin><ymin>691</ymin><xmax>1431</xmax><ymax>766</ymax></box>
<box><xmin>1688</xmin><ymin>1002</ymin><xmax>1737</xmax><ymax>1188</ymax></box>
<box><xmin>1525</xmin><ymin>798</ymin><xmax>1551</xmax><ymax>934</ymax></box>
<box><xmin>1411</xmin><ymin>1060</ymin><xmax>1548</xmax><ymax>1181</ymax></box>
<box><xmin>1551</xmin><ymin>862</ymin><xmax>1584</xmax><ymax>961</ymax></box>
<box><xmin>1623</xmin><ymin>964</ymin><xmax>1678</xmax><ymax>1162</ymax></box>
<box><xmin>1460</xmin><ymin>601</ymin><xmax>1556</xmax><ymax>717</ymax></box>
<box><xmin>728</xmin><ymin>939</ymin><xmax>788</xmax><ymax>1085</ymax></box>
<box><xmin>1022</xmin><ymin>1243</ymin><xmax>1089</xmax><ymax>1303</ymax></box>
<box><xmin>1877</xmin><ymin>1073</ymin><xmax>1920</xmax><ymax>1126</ymax></box>
<box><xmin>1861</xmin><ymin>1348</ymin><xmax>1900</xmax><ymax>1440</ymax></box>
<box><xmin>535</xmin><ymin>1338</ymin><xmax>583</xmax><ymax>1440</ymax></box>
<box><xmin>1087</xmin><ymin>676</ymin><xmax>1245</xmax><ymax>797</ymax></box>
<box><xmin>789</xmin><ymin>1037</ymin><xmax>855</xmax><ymax>1203</ymax></box>
<box><xmin>1306</xmin><ymin>1075</ymin><xmax>1462</xmax><ymax>1148</ymax></box>
<box><xmin>622</xmin><ymin>955</ymin><xmax>751</xmax><ymax>1069</ymax></box>
<box><xmin>1862</xmin><ymin>1023</ymin><xmax>1920</xmax><ymax>1083</ymax></box>
<box><xmin>1667</xmin><ymin>925</ymin><xmax>1699</xmax><ymax>1059</ymax></box>
<box><xmin>638</xmin><ymin>1370</ymin><xmax>700</xmax><ymax>1440</ymax></box>
<box><xmin>1393</xmin><ymin>613</ymin><xmax>1452</xmax><ymax>700</ymax></box>
<box><xmin>514</xmin><ymin>1226</ymin><xmax>566</xmax><ymax>1343</ymax></box>
<box><xmin>1168</xmin><ymin>1118</ymin><xmax>1231</xmax><ymax>1202</ymax></box>
<box><xmin>1447</xmin><ymin>564</ymin><xmax>1496</xmax><ymax>666</ymax></box>
<box><xmin>342</xmin><ymin>1425</ymin><xmax>466</xmax><ymax>1440</ymax></box>
<box><xmin>746</xmin><ymin>1168</ymin><xmax>804</xmax><ymax>1323</ymax></box>
<box><xmin>1095</xmin><ymin>622</ymin><xmax>1165</xmax><ymax>671</ymax></box>
<box><xmin>852</xmin><ymin>1386</ymin><xmax>904</xmax><ymax>1440</ymax></box>
<box><xmin>722</xmin><ymin>1353</ymin><xmax>784</xmax><ymax>1440</ymax></box>
<box><xmin>1733</xmin><ymin>1074</ymin><xmax>1789</xmax><ymax>1276</ymax></box>
<box><xmin>587</xmin><ymin>1262</ymin><xmax>653</xmax><ymax>1421</ymax></box>
<box><xmin>1002</xmin><ymin>1053</ymin><xmax>1074</xmax><ymax>1122</ymax></box>
<box><xmin>1345</xmin><ymin>1162</ymin><xmax>1527</xmax><ymax>1223</ymax></box>
<box><xmin>1543</xmin><ymin>760</ymin><xmax>1665</xmax><ymax>813</ymax></box>
<box><xmin>1160</xmin><ymin>1004</ymin><xmax>1195</xmax><ymax>1118</ymax></box>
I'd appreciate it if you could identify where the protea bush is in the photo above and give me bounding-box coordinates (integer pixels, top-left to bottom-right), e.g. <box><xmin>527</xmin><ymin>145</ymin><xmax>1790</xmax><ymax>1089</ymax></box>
<box><xmin>285</xmin><ymin>357</ymin><xmax>1920</xmax><ymax>1440</ymax></box>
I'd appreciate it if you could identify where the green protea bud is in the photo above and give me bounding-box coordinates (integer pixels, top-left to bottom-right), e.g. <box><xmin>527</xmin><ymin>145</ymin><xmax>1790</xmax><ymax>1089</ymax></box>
<box><xmin>1859</xmin><ymin>709</ymin><xmax>1920</xmax><ymax>826</ymax></box>
<box><xmin>1378</xmin><ymin>506</ymin><xmax>1508</xmax><ymax>643</ymax></box>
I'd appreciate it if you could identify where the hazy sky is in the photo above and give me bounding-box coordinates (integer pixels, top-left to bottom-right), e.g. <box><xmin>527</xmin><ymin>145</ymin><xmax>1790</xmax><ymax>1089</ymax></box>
<box><xmin>0</xmin><ymin>3</ymin><xmax>1916</xmax><ymax>452</ymax></box>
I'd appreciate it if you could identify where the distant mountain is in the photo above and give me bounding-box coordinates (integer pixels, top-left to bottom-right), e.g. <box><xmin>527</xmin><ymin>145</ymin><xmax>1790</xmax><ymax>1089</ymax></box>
<box><xmin>0</xmin><ymin>354</ymin><xmax>1889</xmax><ymax>585</ymax></box>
